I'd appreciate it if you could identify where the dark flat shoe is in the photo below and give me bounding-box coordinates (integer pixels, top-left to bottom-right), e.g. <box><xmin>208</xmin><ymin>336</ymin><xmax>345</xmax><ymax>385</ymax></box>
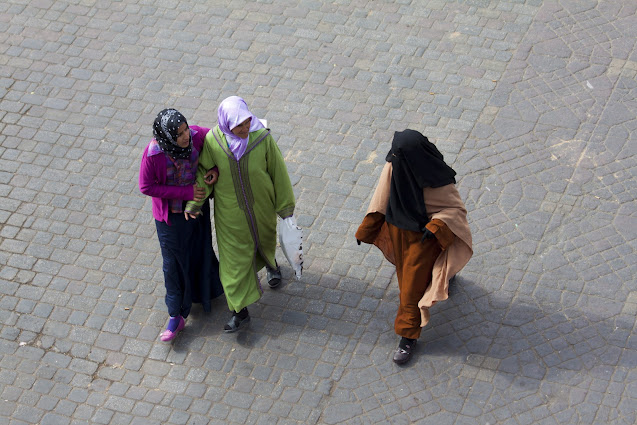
<box><xmin>267</xmin><ymin>265</ymin><xmax>282</xmax><ymax>288</ymax></box>
<box><xmin>224</xmin><ymin>311</ymin><xmax>250</xmax><ymax>333</ymax></box>
<box><xmin>393</xmin><ymin>337</ymin><xmax>416</xmax><ymax>365</ymax></box>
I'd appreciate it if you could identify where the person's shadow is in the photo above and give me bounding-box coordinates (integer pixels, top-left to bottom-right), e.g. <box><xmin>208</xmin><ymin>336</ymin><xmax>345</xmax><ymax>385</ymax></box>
<box><xmin>343</xmin><ymin>273</ymin><xmax>635</xmax><ymax>400</ymax></box>
<box><xmin>170</xmin><ymin>265</ymin><xmax>634</xmax><ymax>402</ymax></box>
<box><xmin>172</xmin><ymin>262</ymin><xmax>303</xmax><ymax>352</ymax></box>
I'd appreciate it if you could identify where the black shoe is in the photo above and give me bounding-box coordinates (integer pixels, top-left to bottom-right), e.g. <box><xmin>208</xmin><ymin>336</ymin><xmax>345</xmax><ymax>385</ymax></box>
<box><xmin>393</xmin><ymin>337</ymin><xmax>417</xmax><ymax>365</ymax></box>
<box><xmin>267</xmin><ymin>264</ymin><xmax>282</xmax><ymax>288</ymax></box>
<box><xmin>224</xmin><ymin>308</ymin><xmax>250</xmax><ymax>333</ymax></box>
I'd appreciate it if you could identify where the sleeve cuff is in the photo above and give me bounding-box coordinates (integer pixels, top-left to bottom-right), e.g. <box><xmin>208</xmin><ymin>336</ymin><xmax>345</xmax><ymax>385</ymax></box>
<box><xmin>278</xmin><ymin>206</ymin><xmax>295</xmax><ymax>219</ymax></box>
<box><xmin>425</xmin><ymin>218</ymin><xmax>456</xmax><ymax>251</ymax></box>
<box><xmin>184</xmin><ymin>203</ymin><xmax>201</xmax><ymax>215</ymax></box>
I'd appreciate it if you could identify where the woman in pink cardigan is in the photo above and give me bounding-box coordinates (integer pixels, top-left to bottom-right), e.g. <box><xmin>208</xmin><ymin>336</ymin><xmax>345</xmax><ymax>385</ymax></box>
<box><xmin>139</xmin><ymin>109</ymin><xmax>223</xmax><ymax>341</ymax></box>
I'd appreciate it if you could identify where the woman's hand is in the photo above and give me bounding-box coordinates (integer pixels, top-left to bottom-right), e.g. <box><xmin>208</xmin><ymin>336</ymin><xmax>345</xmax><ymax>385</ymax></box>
<box><xmin>204</xmin><ymin>168</ymin><xmax>219</xmax><ymax>185</ymax></box>
<box><xmin>192</xmin><ymin>184</ymin><xmax>206</xmax><ymax>202</ymax></box>
<box><xmin>184</xmin><ymin>211</ymin><xmax>200</xmax><ymax>221</ymax></box>
<box><xmin>421</xmin><ymin>227</ymin><xmax>435</xmax><ymax>243</ymax></box>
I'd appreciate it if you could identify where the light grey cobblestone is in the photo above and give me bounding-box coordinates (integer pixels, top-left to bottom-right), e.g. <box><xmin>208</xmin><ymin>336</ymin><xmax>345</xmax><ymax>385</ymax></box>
<box><xmin>1</xmin><ymin>0</ymin><xmax>636</xmax><ymax>424</ymax></box>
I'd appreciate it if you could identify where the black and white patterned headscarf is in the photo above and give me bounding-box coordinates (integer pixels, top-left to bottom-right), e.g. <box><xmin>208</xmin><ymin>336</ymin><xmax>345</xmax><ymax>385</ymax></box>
<box><xmin>152</xmin><ymin>108</ymin><xmax>192</xmax><ymax>159</ymax></box>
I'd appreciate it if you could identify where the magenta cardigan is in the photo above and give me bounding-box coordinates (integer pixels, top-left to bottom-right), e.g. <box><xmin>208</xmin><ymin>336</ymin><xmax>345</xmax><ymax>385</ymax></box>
<box><xmin>139</xmin><ymin>125</ymin><xmax>210</xmax><ymax>224</ymax></box>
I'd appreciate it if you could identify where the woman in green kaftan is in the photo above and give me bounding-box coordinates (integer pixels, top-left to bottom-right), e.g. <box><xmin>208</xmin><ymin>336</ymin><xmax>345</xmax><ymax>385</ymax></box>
<box><xmin>185</xmin><ymin>96</ymin><xmax>295</xmax><ymax>332</ymax></box>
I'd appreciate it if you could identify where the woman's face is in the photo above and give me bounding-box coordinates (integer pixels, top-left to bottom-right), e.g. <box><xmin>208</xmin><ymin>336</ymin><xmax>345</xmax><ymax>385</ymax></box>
<box><xmin>176</xmin><ymin>123</ymin><xmax>190</xmax><ymax>148</ymax></box>
<box><xmin>231</xmin><ymin>117</ymin><xmax>251</xmax><ymax>139</ymax></box>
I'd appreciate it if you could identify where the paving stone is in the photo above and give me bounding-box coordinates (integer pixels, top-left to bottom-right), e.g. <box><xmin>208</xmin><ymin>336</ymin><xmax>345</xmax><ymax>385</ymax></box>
<box><xmin>1</xmin><ymin>1</ymin><xmax>636</xmax><ymax>424</ymax></box>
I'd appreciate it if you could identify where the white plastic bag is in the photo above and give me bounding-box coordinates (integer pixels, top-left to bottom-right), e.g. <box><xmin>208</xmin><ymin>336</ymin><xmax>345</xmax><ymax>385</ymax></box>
<box><xmin>278</xmin><ymin>215</ymin><xmax>303</xmax><ymax>280</ymax></box>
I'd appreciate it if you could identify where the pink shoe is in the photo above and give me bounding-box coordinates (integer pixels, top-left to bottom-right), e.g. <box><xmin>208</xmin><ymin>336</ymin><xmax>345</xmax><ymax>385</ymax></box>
<box><xmin>160</xmin><ymin>316</ymin><xmax>185</xmax><ymax>342</ymax></box>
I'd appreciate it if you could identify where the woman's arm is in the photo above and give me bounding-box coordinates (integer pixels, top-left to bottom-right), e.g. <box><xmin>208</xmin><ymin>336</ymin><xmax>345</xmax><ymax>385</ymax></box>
<box><xmin>265</xmin><ymin>133</ymin><xmax>295</xmax><ymax>218</ymax></box>
<box><xmin>139</xmin><ymin>151</ymin><xmax>194</xmax><ymax>200</ymax></box>
<box><xmin>185</xmin><ymin>130</ymin><xmax>217</xmax><ymax>214</ymax></box>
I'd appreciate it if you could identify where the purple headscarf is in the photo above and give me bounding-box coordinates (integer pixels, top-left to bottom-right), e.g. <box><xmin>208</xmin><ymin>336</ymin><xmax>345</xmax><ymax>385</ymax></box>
<box><xmin>218</xmin><ymin>96</ymin><xmax>265</xmax><ymax>160</ymax></box>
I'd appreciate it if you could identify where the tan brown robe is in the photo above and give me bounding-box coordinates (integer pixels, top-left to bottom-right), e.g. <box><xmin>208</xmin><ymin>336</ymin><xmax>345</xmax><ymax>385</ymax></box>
<box><xmin>355</xmin><ymin>162</ymin><xmax>473</xmax><ymax>336</ymax></box>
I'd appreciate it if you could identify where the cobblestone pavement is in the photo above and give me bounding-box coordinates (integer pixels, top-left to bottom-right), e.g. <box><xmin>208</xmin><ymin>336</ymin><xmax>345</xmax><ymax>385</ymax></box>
<box><xmin>1</xmin><ymin>0</ymin><xmax>636</xmax><ymax>424</ymax></box>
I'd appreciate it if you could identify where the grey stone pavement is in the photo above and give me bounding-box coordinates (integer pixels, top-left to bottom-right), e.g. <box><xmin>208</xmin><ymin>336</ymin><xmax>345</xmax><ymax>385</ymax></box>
<box><xmin>0</xmin><ymin>0</ymin><xmax>636</xmax><ymax>424</ymax></box>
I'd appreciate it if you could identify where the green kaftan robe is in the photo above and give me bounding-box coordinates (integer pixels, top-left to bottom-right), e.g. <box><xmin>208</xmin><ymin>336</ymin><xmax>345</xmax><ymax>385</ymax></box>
<box><xmin>186</xmin><ymin>126</ymin><xmax>295</xmax><ymax>312</ymax></box>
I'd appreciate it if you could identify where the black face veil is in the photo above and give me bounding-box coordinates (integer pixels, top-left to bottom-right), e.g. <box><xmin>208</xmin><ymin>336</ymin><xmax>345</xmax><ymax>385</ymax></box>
<box><xmin>385</xmin><ymin>129</ymin><xmax>457</xmax><ymax>232</ymax></box>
